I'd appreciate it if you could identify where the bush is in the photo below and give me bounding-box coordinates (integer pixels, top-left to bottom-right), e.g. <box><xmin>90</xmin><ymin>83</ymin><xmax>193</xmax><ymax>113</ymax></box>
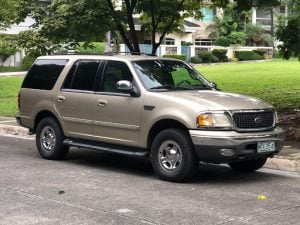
<box><xmin>190</xmin><ymin>56</ymin><xmax>203</xmax><ymax>64</ymax></box>
<box><xmin>22</xmin><ymin>54</ymin><xmax>37</xmax><ymax>71</ymax></box>
<box><xmin>252</xmin><ymin>50</ymin><xmax>266</xmax><ymax>57</ymax></box>
<box><xmin>197</xmin><ymin>50</ymin><xmax>219</xmax><ymax>63</ymax></box>
<box><xmin>235</xmin><ymin>51</ymin><xmax>263</xmax><ymax>61</ymax></box>
<box><xmin>215</xmin><ymin>37</ymin><xmax>230</xmax><ymax>47</ymax></box>
<box><xmin>162</xmin><ymin>54</ymin><xmax>186</xmax><ymax>61</ymax></box>
<box><xmin>75</xmin><ymin>42</ymin><xmax>105</xmax><ymax>54</ymax></box>
<box><xmin>212</xmin><ymin>49</ymin><xmax>228</xmax><ymax>62</ymax></box>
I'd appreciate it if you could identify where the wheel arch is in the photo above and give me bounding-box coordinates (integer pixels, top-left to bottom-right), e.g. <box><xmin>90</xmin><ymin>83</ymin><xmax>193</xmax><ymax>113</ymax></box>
<box><xmin>147</xmin><ymin>119</ymin><xmax>190</xmax><ymax>150</ymax></box>
<box><xmin>34</xmin><ymin>110</ymin><xmax>64</xmax><ymax>134</ymax></box>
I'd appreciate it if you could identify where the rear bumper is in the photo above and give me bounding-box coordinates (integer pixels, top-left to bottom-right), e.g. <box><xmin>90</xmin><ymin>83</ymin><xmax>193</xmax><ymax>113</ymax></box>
<box><xmin>189</xmin><ymin>127</ymin><xmax>285</xmax><ymax>163</ymax></box>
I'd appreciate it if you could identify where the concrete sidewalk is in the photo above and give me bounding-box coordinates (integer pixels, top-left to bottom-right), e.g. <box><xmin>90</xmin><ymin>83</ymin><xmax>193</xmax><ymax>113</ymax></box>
<box><xmin>0</xmin><ymin>71</ymin><xmax>26</xmax><ymax>77</ymax></box>
<box><xmin>0</xmin><ymin>116</ymin><xmax>299</xmax><ymax>173</ymax></box>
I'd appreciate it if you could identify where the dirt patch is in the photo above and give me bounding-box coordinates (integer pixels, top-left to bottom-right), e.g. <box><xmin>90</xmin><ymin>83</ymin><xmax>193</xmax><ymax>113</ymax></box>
<box><xmin>278</xmin><ymin>110</ymin><xmax>300</xmax><ymax>148</ymax></box>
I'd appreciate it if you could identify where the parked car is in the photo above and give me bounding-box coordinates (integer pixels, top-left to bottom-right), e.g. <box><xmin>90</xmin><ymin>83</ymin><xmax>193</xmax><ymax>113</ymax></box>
<box><xmin>16</xmin><ymin>54</ymin><xmax>285</xmax><ymax>182</ymax></box>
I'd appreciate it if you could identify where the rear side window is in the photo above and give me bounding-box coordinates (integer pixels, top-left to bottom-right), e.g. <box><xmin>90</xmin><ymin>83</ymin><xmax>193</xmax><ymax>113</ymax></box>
<box><xmin>22</xmin><ymin>59</ymin><xmax>68</xmax><ymax>90</ymax></box>
<box><xmin>63</xmin><ymin>60</ymin><xmax>100</xmax><ymax>91</ymax></box>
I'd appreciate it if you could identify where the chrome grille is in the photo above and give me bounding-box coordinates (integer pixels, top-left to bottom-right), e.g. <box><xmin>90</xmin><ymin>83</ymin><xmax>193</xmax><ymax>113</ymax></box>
<box><xmin>232</xmin><ymin>110</ymin><xmax>275</xmax><ymax>130</ymax></box>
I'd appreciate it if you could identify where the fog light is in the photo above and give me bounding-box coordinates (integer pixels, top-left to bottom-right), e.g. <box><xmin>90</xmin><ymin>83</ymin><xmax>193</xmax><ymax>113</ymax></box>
<box><xmin>220</xmin><ymin>149</ymin><xmax>235</xmax><ymax>157</ymax></box>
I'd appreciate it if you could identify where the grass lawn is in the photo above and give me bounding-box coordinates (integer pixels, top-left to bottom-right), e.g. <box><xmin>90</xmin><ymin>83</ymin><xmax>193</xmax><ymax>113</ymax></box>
<box><xmin>196</xmin><ymin>59</ymin><xmax>300</xmax><ymax>111</ymax></box>
<box><xmin>0</xmin><ymin>76</ymin><xmax>23</xmax><ymax>116</ymax></box>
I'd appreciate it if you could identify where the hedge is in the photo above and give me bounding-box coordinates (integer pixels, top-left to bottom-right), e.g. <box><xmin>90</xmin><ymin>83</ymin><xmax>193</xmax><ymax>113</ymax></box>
<box><xmin>235</xmin><ymin>51</ymin><xmax>263</xmax><ymax>61</ymax></box>
<box><xmin>190</xmin><ymin>56</ymin><xmax>203</xmax><ymax>64</ymax></box>
<box><xmin>197</xmin><ymin>50</ymin><xmax>219</xmax><ymax>63</ymax></box>
<box><xmin>162</xmin><ymin>54</ymin><xmax>186</xmax><ymax>61</ymax></box>
<box><xmin>212</xmin><ymin>49</ymin><xmax>228</xmax><ymax>62</ymax></box>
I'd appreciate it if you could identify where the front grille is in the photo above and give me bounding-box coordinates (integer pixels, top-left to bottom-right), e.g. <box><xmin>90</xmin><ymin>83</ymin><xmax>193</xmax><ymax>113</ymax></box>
<box><xmin>232</xmin><ymin>110</ymin><xmax>275</xmax><ymax>130</ymax></box>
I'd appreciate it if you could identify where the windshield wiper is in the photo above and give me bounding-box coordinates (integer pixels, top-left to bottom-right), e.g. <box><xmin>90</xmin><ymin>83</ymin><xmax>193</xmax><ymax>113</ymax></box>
<box><xmin>149</xmin><ymin>85</ymin><xmax>194</xmax><ymax>91</ymax></box>
<box><xmin>191</xmin><ymin>84</ymin><xmax>212</xmax><ymax>90</ymax></box>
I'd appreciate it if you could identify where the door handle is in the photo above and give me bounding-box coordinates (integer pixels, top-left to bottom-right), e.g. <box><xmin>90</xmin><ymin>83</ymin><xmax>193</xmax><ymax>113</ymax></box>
<box><xmin>98</xmin><ymin>100</ymin><xmax>108</xmax><ymax>107</ymax></box>
<box><xmin>57</xmin><ymin>96</ymin><xmax>66</xmax><ymax>102</ymax></box>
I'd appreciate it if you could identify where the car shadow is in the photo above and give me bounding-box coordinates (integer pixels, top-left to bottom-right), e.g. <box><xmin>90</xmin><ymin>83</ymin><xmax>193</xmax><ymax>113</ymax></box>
<box><xmin>61</xmin><ymin>147</ymin><xmax>289</xmax><ymax>184</ymax></box>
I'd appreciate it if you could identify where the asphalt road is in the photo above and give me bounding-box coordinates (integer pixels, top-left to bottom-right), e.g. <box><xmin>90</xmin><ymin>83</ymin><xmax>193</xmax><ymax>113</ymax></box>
<box><xmin>0</xmin><ymin>134</ymin><xmax>299</xmax><ymax>225</ymax></box>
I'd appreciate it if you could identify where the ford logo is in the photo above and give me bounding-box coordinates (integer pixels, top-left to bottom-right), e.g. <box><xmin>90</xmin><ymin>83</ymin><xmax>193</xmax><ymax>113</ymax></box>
<box><xmin>254</xmin><ymin>117</ymin><xmax>263</xmax><ymax>124</ymax></box>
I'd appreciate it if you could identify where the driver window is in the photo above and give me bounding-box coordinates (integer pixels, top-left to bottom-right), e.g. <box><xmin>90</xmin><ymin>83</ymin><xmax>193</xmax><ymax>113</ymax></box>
<box><xmin>100</xmin><ymin>61</ymin><xmax>132</xmax><ymax>93</ymax></box>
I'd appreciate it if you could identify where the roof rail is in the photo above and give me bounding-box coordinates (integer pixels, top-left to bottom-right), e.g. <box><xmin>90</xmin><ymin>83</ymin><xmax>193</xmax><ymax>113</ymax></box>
<box><xmin>51</xmin><ymin>51</ymin><xmax>156</xmax><ymax>57</ymax></box>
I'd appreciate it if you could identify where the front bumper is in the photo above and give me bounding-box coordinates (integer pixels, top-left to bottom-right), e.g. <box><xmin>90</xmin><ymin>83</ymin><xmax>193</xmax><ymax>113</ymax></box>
<box><xmin>189</xmin><ymin>127</ymin><xmax>285</xmax><ymax>163</ymax></box>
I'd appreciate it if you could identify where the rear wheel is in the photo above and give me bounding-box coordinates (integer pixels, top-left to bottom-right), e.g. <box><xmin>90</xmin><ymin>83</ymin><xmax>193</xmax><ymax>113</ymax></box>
<box><xmin>228</xmin><ymin>157</ymin><xmax>268</xmax><ymax>172</ymax></box>
<box><xmin>150</xmin><ymin>129</ymin><xmax>198</xmax><ymax>182</ymax></box>
<box><xmin>36</xmin><ymin>117</ymin><xmax>69</xmax><ymax>160</ymax></box>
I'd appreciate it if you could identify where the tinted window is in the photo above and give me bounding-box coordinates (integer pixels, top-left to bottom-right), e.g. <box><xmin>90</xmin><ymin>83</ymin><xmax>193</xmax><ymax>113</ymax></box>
<box><xmin>63</xmin><ymin>60</ymin><xmax>100</xmax><ymax>91</ymax></box>
<box><xmin>22</xmin><ymin>59</ymin><xmax>68</xmax><ymax>90</ymax></box>
<box><xmin>100</xmin><ymin>61</ymin><xmax>132</xmax><ymax>93</ymax></box>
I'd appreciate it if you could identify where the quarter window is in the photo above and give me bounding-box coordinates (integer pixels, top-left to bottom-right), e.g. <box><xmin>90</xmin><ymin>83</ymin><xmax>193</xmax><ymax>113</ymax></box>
<box><xmin>22</xmin><ymin>59</ymin><xmax>68</xmax><ymax>90</ymax></box>
<box><xmin>63</xmin><ymin>60</ymin><xmax>100</xmax><ymax>91</ymax></box>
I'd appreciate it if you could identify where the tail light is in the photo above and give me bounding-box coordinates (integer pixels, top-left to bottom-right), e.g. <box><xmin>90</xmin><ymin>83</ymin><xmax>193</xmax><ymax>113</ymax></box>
<box><xmin>18</xmin><ymin>92</ymin><xmax>21</xmax><ymax>111</ymax></box>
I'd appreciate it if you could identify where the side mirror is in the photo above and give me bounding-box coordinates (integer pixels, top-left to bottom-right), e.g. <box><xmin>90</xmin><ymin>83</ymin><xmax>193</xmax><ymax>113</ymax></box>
<box><xmin>116</xmin><ymin>80</ymin><xmax>133</xmax><ymax>92</ymax></box>
<box><xmin>210</xmin><ymin>81</ymin><xmax>218</xmax><ymax>89</ymax></box>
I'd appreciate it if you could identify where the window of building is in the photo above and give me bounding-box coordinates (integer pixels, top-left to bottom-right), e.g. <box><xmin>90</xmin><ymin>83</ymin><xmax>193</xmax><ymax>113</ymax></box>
<box><xmin>200</xmin><ymin>7</ymin><xmax>216</xmax><ymax>22</ymax></box>
<box><xmin>22</xmin><ymin>59</ymin><xmax>68</xmax><ymax>90</ymax></box>
<box><xmin>63</xmin><ymin>60</ymin><xmax>100</xmax><ymax>91</ymax></box>
<box><xmin>195</xmin><ymin>39</ymin><xmax>214</xmax><ymax>46</ymax></box>
<box><xmin>280</xmin><ymin>6</ymin><xmax>285</xmax><ymax>13</ymax></box>
<box><xmin>164</xmin><ymin>38</ymin><xmax>175</xmax><ymax>45</ymax></box>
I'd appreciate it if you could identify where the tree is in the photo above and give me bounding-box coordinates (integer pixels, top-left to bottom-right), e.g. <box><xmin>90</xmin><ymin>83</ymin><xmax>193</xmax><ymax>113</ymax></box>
<box><xmin>13</xmin><ymin>0</ymin><xmax>231</xmax><ymax>54</ymax></box>
<box><xmin>246</xmin><ymin>24</ymin><xmax>272</xmax><ymax>46</ymax></box>
<box><xmin>0</xmin><ymin>0</ymin><xmax>32</xmax><ymax>28</ymax></box>
<box><xmin>276</xmin><ymin>0</ymin><xmax>300</xmax><ymax>59</ymax></box>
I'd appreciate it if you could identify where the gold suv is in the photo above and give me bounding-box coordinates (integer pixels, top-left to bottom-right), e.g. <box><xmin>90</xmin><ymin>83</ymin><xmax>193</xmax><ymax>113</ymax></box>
<box><xmin>16</xmin><ymin>54</ymin><xmax>285</xmax><ymax>182</ymax></box>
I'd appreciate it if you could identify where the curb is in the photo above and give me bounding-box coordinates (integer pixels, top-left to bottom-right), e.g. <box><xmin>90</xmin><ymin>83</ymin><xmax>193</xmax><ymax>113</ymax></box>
<box><xmin>0</xmin><ymin>71</ymin><xmax>26</xmax><ymax>77</ymax></box>
<box><xmin>0</xmin><ymin>123</ymin><xmax>299</xmax><ymax>173</ymax></box>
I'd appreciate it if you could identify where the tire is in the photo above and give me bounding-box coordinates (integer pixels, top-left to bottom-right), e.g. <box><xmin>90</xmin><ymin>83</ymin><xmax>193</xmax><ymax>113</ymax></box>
<box><xmin>228</xmin><ymin>157</ymin><xmax>268</xmax><ymax>172</ymax></box>
<box><xmin>150</xmin><ymin>129</ymin><xmax>198</xmax><ymax>182</ymax></box>
<box><xmin>36</xmin><ymin>117</ymin><xmax>69</xmax><ymax>160</ymax></box>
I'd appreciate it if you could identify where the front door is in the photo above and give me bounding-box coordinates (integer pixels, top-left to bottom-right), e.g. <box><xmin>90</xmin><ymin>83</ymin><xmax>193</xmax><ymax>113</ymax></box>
<box><xmin>91</xmin><ymin>60</ymin><xmax>143</xmax><ymax>146</ymax></box>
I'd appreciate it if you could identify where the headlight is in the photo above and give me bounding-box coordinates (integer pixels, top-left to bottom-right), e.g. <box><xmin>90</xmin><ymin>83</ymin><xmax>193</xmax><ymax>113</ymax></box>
<box><xmin>197</xmin><ymin>112</ymin><xmax>232</xmax><ymax>128</ymax></box>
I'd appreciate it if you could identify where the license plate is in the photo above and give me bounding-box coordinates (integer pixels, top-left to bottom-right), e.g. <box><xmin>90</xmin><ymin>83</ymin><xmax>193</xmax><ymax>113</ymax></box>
<box><xmin>257</xmin><ymin>142</ymin><xmax>276</xmax><ymax>153</ymax></box>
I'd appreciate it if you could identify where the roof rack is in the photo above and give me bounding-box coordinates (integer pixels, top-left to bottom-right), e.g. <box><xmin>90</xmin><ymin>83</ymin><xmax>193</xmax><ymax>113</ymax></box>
<box><xmin>51</xmin><ymin>51</ymin><xmax>156</xmax><ymax>57</ymax></box>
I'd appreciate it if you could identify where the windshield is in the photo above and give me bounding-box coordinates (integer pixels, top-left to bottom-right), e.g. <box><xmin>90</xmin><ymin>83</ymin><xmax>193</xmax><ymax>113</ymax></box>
<box><xmin>132</xmin><ymin>60</ymin><xmax>212</xmax><ymax>91</ymax></box>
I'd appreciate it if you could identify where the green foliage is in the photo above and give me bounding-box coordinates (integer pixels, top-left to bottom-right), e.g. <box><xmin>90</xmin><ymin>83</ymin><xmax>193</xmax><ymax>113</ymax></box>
<box><xmin>276</xmin><ymin>1</ymin><xmax>300</xmax><ymax>60</ymax></box>
<box><xmin>228</xmin><ymin>31</ymin><xmax>247</xmax><ymax>45</ymax></box>
<box><xmin>252</xmin><ymin>50</ymin><xmax>266</xmax><ymax>57</ymax></box>
<box><xmin>212</xmin><ymin>49</ymin><xmax>228</xmax><ymax>62</ymax></box>
<box><xmin>235</xmin><ymin>51</ymin><xmax>263</xmax><ymax>61</ymax></box>
<box><xmin>0</xmin><ymin>0</ymin><xmax>32</xmax><ymax>28</ymax></box>
<box><xmin>215</xmin><ymin>37</ymin><xmax>230</xmax><ymax>47</ymax></box>
<box><xmin>190</xmin><ymin>56</ymin><xmax>203</xmax><ymax>64</ymax></box>
<box><xmin>75</xmin><ymin>42</ymin><xmax>105</xmax><ymax>54</ymax></box>
<box><xmin>197</xmin><ymin>50</ymin><xmax>219</xmax><ymax>63</ymax></box>
<box><xmin>162</xmin><ymin>54</ymin><xmax>186</xmax><ymax>61</ymax></box>
<box><xmin>245</xmin><ymin>24</ymin><xmax>273</xmax><ymax>46</ymax></box>
<box><xmin>22</xmin><ymin>54</ymin><xmax>37</xmax><ymax>71</ymax></box>
<box><xmin>0</xmin><ymin>66</ymin><xmax>23</xmax><ymax>72</ymax></box>
<box><xmin>0</xmin><ymin>34</ymin><xmax>18</xmax><ymax>62</ymax></box>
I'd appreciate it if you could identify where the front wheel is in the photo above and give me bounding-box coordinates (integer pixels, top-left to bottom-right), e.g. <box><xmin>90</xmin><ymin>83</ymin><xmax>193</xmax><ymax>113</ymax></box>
<box><xmin>36</xmin><ymin>117</ymin><xmax>69</xmax><ymax>160</ymax></box>
<box><xmin>150</xmin><ymin>129</ymin><xmax>198</xmax><ymax>182</ymax></box>
<box><xmin>228</xmin><ymin>157</ymin><xmax>268</xmax><ymax>172</ymax></box>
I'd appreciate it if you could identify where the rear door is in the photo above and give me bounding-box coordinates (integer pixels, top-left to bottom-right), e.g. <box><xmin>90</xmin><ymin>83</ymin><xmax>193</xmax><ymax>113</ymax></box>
<box><xmin>55</xmin><ymin>60</ymin><xmax>101</xmax><ymax>139</ymax></box>
<box><xmin>91</xmin><ymin>60</ymin><xmax>144</xmax><ymax>146</ymax></box>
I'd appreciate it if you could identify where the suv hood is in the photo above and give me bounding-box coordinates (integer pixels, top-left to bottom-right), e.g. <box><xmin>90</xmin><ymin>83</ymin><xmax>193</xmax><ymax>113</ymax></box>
<box><xmin>161</xmin><ymin>90</ymin><xmax>273</xmax><ymax>111</ymax></box>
